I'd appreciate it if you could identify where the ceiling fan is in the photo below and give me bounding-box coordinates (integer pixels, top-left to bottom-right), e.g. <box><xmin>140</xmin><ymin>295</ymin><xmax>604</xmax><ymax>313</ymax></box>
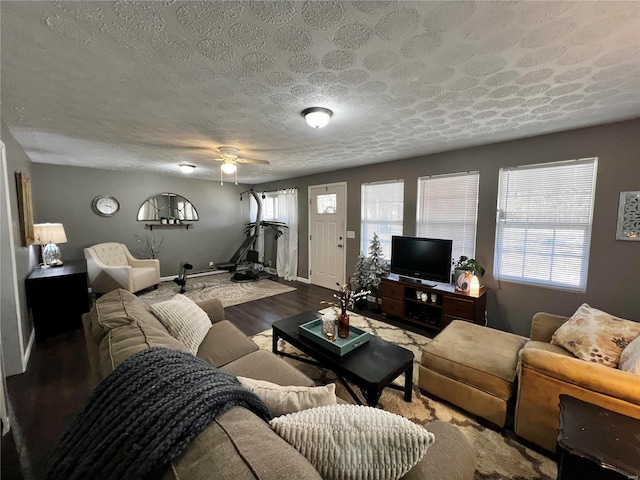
<box><xmin>212</xmin><ymin>146</ymin><xmax>270</xmax><ymax>185</ymax></box>
<box><xmin>149</xmin><ymin>142</ymin><xmax>269</xmax><ymax>183</ymax></box>
<box><xmin>139</xmin><ymin>139</ymin><xmax>270</xmax><ymax>183</ymax></box>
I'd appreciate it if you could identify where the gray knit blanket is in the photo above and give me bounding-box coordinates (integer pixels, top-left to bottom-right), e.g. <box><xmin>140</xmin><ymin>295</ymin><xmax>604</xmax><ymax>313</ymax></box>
<box><xmin>48</xmin><ymin>347</ymin><xmax>271</xmax><ymax>480</ymax></box>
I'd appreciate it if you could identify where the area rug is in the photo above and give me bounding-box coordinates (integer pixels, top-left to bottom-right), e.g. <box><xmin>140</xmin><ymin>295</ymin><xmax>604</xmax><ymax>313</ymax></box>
<box><xmin>251</xmin><ymin>308</ymin><xmax>557</xmax><ymax>480</ymax></box>
<box><xmin>137</xmin><ymin>273</ymin><xmax>296</xmax><ymax>307</ymax></box>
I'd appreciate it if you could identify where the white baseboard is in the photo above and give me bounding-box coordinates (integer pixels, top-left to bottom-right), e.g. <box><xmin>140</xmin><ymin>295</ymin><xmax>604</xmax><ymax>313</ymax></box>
<box><xmin>296</xmin><ymin>276</ymin><xmax>311</xmax><ymax>284</ymax></box>
<box><xmin>22</xmin><ymin>328</ymin><xmax>36</xmax><ymax>372</ymax></box>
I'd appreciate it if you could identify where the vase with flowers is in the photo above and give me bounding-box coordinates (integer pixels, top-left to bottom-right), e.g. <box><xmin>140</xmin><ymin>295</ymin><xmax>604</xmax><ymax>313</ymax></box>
<box><xmin>322</xmin><ymin>281</ymin><xmax>370</xmax><ymax>338</ymax></box>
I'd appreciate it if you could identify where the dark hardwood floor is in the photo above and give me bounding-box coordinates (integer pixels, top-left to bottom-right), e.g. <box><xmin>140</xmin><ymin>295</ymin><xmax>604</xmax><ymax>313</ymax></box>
<box><xmin>2</xmin><ymin>278</ymin><xmax>427</xmax><ymax>480</ymax></box>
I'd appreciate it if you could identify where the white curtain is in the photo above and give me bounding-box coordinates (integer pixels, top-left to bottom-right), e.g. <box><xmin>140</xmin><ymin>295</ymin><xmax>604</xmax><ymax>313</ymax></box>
<box><xmin>276</xmin><ymin>188</ymin><xmax>298</xmax><ymax>281</ymax></box>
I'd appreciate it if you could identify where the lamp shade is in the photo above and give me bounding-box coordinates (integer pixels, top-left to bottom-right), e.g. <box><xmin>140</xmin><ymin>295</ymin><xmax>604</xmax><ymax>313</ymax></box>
<box><xmin>221</xmin><ymin>160</ymin><xmax>237</xmax><ymax>174</ymax></box>
<box><xmin>470</xmin><ymin>275</ymin><xmax>480</xmax><ymax>295</ymax></box>
<box><xmin>33</xmin><ymin>223</ymin><xmax>67</xmax><ymax>245</ymax></box>
<box><xmin>179</xmin><ymin>163</ymin><xmax>196</xmax><ymax>173</ymax></box>
<box><xmin>302</xmin><ymin>107</ymin><xmax>332</xmax><ymax>128</ymax></box>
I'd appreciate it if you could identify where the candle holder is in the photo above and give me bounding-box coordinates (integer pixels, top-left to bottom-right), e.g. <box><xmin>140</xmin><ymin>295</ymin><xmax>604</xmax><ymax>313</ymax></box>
<box><xmin>322</xmin><ymin>314</ymin><xmax>336</xmax><ymax>341</ymax></box>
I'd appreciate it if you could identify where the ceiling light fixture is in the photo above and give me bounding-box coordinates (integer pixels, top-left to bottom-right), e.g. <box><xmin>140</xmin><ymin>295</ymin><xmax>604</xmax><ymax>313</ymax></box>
<box><xmin>179</xmin><ymin>163</ymin><xmax>196</xmax><ymax>173</ymax></box>
<box><xmin>220</xmin><ymin>159</ymin><xmax>238</xmax><ymax>186</ymax></box>
<box><xmin>302</xmin><ymin>107</ymin><xmax>333</xmax><ymax>128</ymax></box>
<box><xmin>220</xmin><ymin>160</ymin><xmax>237</xmax><ymax>175</ymax></box>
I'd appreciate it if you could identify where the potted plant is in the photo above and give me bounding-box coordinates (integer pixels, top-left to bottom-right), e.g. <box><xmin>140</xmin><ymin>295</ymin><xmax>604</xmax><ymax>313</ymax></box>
<box><xmin>453</xmin><ymin>256</ymin><xmax>485</xmax><ymax>290</ymax></box>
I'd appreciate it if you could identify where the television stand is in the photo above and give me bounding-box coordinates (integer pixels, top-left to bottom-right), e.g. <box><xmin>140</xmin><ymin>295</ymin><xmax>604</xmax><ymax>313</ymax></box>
<box><xmin>380</xmin><ymin>274</ymin><xmax>487</xmax><ymax>334</ymax></box>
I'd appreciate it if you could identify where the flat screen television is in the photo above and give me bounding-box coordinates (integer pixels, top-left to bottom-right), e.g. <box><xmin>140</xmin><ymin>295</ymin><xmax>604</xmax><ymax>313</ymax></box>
<box><xmin>390</xmin><ymin>236</ymin><xmax>453</xmax><ymax>285</ymax></box>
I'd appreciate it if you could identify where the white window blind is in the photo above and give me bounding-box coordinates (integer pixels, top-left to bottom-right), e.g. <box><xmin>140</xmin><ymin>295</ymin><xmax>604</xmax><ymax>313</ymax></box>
<box><xmin>494</xmin><ymin>158</ymin><xmax>597</xmax><ymax>292</ymax></box>
<box><xmin>361</xmin><ymin>180</ymin><xmax>404</xmax><ymax>259</ymax></box>
<box><xmin>416</xmin><ymin>172</ymin><xmax>479</xmax><ymax>265</ymax></box>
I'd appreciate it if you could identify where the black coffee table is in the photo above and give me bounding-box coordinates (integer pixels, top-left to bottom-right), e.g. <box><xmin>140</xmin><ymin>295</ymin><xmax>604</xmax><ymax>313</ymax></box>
<box><xmin>272</xmin><ymin>311</ymin><xmax>414</xmax><ymax>407</ymax></box>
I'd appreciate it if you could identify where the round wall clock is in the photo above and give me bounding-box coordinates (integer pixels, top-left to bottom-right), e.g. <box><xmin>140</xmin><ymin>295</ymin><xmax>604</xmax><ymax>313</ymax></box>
<box><xmin>92</xmin><ymin>195</ymin><xmax>120</xmax><ymax>217</ymax></box>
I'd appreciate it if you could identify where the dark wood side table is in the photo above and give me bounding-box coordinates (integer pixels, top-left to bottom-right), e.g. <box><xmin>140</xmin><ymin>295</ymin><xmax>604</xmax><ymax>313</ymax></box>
<box><xmin>25</xmin><ymin>259</ymin><xmax>91</xmax><ymax>342</ymax></box>
<box><xmin>557</xmin><ymin>395</ymin><xmax>640</xmax><ymax>480</ymax></box>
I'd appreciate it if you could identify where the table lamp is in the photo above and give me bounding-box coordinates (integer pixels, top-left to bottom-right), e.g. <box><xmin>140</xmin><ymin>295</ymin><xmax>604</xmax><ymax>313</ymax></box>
<box><xmin>470</xmin><ymin>275</ymin><xmax>480</xmax><ymax>295</ymax></box>
<box><xmin>33</xmin><ymin>223</ymin><xmax>67</xmax><ymax>267</ymax></box>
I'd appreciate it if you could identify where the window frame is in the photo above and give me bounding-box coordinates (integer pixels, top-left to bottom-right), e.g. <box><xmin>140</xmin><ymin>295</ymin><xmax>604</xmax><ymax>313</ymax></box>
<box><xmin>493</xmin><ymin>157</ymin><xmax>598</xmax><ymax>292</ymax></box>
<box><xmin>360</xmin><ymin>179</ymin><xmax>404</xmax><ymax>259</ymax></box>
<box><xmin>416</xmin><ymin>171</ymin><xmax>480</xmax><ymax>266</ymax></box>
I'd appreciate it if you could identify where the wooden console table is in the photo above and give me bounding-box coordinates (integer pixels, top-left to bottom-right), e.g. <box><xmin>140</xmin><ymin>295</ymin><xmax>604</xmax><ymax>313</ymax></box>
<box><xmin>380</xmin><ymin>273</ymin><xmax>487</xmax><ymax>334</ymax></box>
<box><xmin>25</xmin><ymin>259</ymin><xmax>91</xmax><ymax>342</ymax></box>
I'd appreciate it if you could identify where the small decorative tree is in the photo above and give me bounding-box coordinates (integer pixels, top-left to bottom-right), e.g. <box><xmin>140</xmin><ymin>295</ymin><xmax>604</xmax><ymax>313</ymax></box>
<box><xmin>364</xmin><ymin>233</ymin><xmax>390</xmax><ymax>312</ymax></box>
<box><xmin>351</xmin><ymin>254</ymin><xmax>370</xmax><ymax>309</ymax></box>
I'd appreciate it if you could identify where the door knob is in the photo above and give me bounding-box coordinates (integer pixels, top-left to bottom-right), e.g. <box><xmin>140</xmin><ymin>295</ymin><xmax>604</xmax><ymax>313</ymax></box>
<box><xmin>337</xmin><ymin>243</ymin><xmax>343</xmax><ymax>248</ymax></box>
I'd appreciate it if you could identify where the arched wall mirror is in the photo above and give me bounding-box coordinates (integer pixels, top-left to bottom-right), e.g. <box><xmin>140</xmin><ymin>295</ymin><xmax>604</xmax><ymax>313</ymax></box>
<box><xmin>137</xmin><ymin>193</ymin><xmax>199</xmax><ymax>221</ymax></box>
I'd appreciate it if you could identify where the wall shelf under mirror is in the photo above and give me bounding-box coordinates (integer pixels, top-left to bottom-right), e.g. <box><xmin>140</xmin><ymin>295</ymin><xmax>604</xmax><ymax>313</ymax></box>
<box><xmin>145</xmin><ymin>222</ymin><xmax>192</xmax><ymax>231</ymax></box>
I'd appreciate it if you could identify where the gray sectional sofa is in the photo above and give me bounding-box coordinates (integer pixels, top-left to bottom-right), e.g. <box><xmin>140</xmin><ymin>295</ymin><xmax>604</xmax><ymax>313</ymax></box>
<box><xmin>82</xmin><ymin>289</ymin><xmax>476</xmax><ymax>480</ymax></box>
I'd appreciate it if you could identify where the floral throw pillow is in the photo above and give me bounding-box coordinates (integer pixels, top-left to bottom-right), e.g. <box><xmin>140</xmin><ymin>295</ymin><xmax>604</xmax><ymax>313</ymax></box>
<box><xmin>551</xmin><ymin>303</ymin><xmax>640</xmax><ymax>368</ymax></box>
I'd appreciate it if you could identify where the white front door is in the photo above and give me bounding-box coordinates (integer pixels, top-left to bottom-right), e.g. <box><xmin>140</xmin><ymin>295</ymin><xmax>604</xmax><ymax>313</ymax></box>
<box><xmin>309</xmin><ymin>183</ymin><xmax>346</xmax><ymax>291</ymax></box>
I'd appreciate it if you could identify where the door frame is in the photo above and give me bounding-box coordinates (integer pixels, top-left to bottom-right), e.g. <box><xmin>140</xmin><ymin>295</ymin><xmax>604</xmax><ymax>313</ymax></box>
<box><xmin>307</xmin><ymin>181</ymin><xmax>347</xmax><ymax>289</ymax></box>
<box><xmin>0</xmin><ymin>141</ymin><xmax>29</xmax><ymax>376</ymax></box>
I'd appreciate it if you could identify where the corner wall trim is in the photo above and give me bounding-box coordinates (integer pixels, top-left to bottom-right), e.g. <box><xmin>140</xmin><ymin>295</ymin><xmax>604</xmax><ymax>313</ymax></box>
<box><xmin>296</xmin><ymin>276</ymin><xmax>311</xmax><ymax>284</ymax></box>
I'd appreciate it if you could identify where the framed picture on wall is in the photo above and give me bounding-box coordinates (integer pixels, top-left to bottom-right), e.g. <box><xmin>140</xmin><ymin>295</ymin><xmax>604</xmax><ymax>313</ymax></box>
<box><xmin>15</xmin><ymin>171</ymin><xmax>34</xmax><ymax>246</ymax></box>
<box><xmin>616</xmin><ymin>191</ymin><xmax>640</xmax><ymax>241</ymax></box>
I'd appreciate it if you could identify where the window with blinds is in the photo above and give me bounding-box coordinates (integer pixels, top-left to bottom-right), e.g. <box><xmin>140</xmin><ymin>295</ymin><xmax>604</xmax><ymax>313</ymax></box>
<box><xmin>494</xmin><ymin>158</ymin><xmax>597</xmax><ymax>292</ymax></box>
<box><xmin>361</xmin><ymin>180</ymin><xmax>404</xmax><ymax>259</ymax></box>
<box><xmin>416</xmin><ymin>172</ymin><xmax>480</xmax><ymax>265</ymax></box>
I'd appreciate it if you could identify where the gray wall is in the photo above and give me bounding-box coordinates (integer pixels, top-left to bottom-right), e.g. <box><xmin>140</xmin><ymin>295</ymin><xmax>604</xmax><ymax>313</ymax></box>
<box><xmin>31</xmin><ymin>164</ymin><xmax>251</xmax><ymax>277</ymax></box>
<box><xmin>1</xmin><ymin>122</ymin><xmax>39</xmax><ymax>375</ymax></box>
<box><xmin>258</xmin><ymin>119</ymin><xmax>640</xmax><ymax>336</ymax></box>
<box><xmin>3</xmin><ymin>119</ymin><xmax>639</xmax><ymax>351</ymax></box>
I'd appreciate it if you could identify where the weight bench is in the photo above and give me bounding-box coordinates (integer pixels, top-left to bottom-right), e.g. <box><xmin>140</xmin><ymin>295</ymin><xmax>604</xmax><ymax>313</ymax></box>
<box><xmin>216</xmin><ymin>235</ymin><xmax>257</xmax><ymax>272</ymax></box>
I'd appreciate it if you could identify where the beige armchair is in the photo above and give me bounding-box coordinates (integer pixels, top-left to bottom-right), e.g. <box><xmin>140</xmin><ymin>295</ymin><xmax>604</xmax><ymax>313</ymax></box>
<box><xmin>515</xmin><ymin>312</ymin><xmax>640</xmax><ymax>452</ymax></box>
<box><xmin>84</xmin><ymin>242</ymin><xmax>160</xmax><ymax>294</ymax></box>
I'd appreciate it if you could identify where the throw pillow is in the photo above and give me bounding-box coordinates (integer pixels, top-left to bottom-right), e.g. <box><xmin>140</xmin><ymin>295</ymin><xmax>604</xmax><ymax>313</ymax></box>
<box><xmin>238</xmin><ymin>377</ymin><xmax>337</xmax><ymax>416</ymax></box>
<box><xmin>551</xmin><ymin>303</ymin><xmax>640</xmax><ymax>368</ymax></box>
<box><xmin>619</xmin><ymin>335</ymin><xmax>640</xmax><ymax>374</ymax></box>
<box><xmin>270</xmin><ymin>404</ymin><xmax>435</xmax><ymax>480</ymax></box>
<box><xmin>150</xmin><ymin>294</ymin><xmax>211</xmax><ymax>354</ymax></box>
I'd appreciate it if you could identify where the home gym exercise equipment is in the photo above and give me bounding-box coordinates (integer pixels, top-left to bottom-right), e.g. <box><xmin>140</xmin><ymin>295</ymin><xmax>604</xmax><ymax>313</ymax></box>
<box><xmin>173</xmin><ymin>262</ymin><xmax>193</xmax><ymax>293</ymax></box>
<box><xmin>216</xmin><ymin>188</ymin><xmax>287</xmax><ymax>282</ymax></box>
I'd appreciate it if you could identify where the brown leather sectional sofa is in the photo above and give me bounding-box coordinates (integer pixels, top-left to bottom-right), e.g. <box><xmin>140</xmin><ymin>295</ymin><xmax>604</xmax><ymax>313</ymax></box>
<box><xmin>515</xmin><ymin>312</ymin><xmax>640</xmax><ymax>452</ymax></box>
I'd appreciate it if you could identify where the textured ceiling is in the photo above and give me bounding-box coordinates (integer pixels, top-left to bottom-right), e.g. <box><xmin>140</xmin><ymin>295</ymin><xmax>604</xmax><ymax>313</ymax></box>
<box><xmin>2</xmin><ymin>1</ymin><xmax>639</xmax><ymax>184</ymax></box>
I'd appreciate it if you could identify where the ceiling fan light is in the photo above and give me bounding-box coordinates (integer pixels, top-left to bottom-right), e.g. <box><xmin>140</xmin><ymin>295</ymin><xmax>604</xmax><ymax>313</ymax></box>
<box><xmin>179</xmin><ymin>163</ymin><xmax>196</xmax><ymax>173</ymax></box>
<box><xmin>302</xmin><ymin>107</ymin><xmax>332</xmax><ymax>128</ymax></box>
<box><xmin>221</xmin><ymin>160</ymin><xmax>237</xmax><ymax>175</ymax></box>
